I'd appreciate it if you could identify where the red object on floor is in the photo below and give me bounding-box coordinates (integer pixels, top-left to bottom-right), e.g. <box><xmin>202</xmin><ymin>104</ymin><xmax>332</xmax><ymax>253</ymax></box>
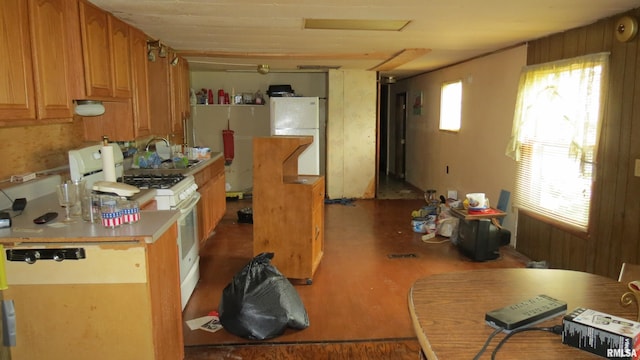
<box><xmin>468</xmin><ymin>208</ymin><xmax>502</xmax><ymax>215</ymax></box>
<box><xmin>223</xmin><ymin>129</ymin><xmax>235</xmax><ymax>164</ymax></box>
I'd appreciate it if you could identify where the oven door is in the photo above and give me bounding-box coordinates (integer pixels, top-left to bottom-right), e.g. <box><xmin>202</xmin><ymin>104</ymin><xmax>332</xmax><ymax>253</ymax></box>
<box><xmin>175</xmin><ymin>191</ymin><xmax>201</xmax><ymax>309</ymax></box>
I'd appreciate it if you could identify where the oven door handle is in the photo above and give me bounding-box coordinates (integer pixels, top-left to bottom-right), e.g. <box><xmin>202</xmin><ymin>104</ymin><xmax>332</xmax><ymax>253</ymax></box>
<box><xmin>176</xmin><ymin>192</ymin><xmax>201</xmax><ymax>213</ymax></box>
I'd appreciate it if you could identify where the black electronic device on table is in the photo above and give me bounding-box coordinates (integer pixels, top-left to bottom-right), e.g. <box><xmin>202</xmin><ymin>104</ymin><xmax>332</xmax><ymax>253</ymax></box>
<box><xmin>456</xmin><ymin>218</ymin><xmax>501</xmax><ymax>261</ymax></box>
<box><xmin>485</xmin><ymin>294</ymin><xmax>568</xmax><ymax>332</ymax></box>
<box><xmin>33</xmin><ymin>212</ymin><xmax>58</xmax><ymax>224</ymax></box>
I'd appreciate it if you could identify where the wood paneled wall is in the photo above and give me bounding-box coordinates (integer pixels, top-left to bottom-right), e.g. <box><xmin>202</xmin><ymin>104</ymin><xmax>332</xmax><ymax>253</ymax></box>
<box><xmin>516</xmin><ymin>8</ymin><xmax>640</xmax><ymax>279</ymax></box>
<box><xmin>0</xmin><ymin>119</ymin><xmax>86</xmax><ymax>180</ymax></box>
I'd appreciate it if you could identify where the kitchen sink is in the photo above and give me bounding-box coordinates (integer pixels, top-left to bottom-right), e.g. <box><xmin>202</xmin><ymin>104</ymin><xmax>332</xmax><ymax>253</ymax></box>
<box><xmin>128</xmin><ymin>159</ymin><xmax>205</xmax><ymax>175</ymax></box>
<box><xmin>158</xmin><ymin>159</ymin><xmax>203</xmax><ymax>170</ymax></box>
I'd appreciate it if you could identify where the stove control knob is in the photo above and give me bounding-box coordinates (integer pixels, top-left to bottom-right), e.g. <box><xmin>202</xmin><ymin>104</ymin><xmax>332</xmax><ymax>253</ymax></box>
<box><xmin>53</xmin><ymin>251</ymin><xmax>65</xmax><ymax>262</ymax></box>
<box><xmin>24</xmin><ymin>250</ymin><xmax>40</xmax><ymax>264</ymax></box>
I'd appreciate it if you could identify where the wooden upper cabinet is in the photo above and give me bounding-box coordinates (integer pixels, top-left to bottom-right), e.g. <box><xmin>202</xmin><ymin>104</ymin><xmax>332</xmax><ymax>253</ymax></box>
<box><xmin>79</xmin><ymin>0</ymin><xmax>132</xmax><ymax>99</ymax></box>
<box><xmin>79</xmin><ymin>0</ymin><xmax>112</xmax><ymax>98</ymax></box>
<box><xmin>0</xmin><ymin>0</ymin><xmax>36</xmax><ymax>122</ymax></box>
<box><xmin>109</xmin><ymin>16</ymin><xmax>132</xmax><ymax>98</ymax></box>
<box><xmin>0</xmin><ymin>0</ymin><xmax>83</xmax><ymax>124</ymax></box>
<box><xmin>170</xmin><ymin>56</ymin><xmax>190</xmax><ymax>144</ymax></box>
<box><xmin>29</xmin><ymin>0</ymin><xmax>83</xmax><ymax>120</ymax></box>
<box><xmin>148</xmin><ymin>55</ymin><xmax>172</xmax><ymax>136</ymax></box>
<box><xmin>130</xmin><ymin>27</ymin><xmax>152</xmax><ymax>138</ymax></box>
<box><xmin>82</xmin><ymin>100</ymin><xmax>134</xmax><ymax>141</ymax></box>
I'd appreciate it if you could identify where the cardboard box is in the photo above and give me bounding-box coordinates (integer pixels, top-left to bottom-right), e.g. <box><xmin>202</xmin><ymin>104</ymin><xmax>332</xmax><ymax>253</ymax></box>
<box><xmin>562</xmin><ymin>307</ymin><xmax>640</xmax><ymax>359</ymax></box>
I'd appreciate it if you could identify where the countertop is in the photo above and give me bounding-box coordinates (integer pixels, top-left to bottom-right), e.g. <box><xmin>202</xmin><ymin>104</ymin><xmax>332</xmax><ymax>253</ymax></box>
<box><xmin>123</xmin><ymin>152</ymin><xmax>222</xmax><ymax>177</ymax></box>
<box><xmin>0</xmin><ymin>152</ymin><xmax>222</xmax><ymax>245</ymax></box>
<box><xmin>0</xmin><ymin>192</ymin><xmax>180</xmax><ymax>245</ymax></box>
<box><xmin>182</xmin><ymin>152</ymin><xmax>222</xmax><ymax>176</ymax></box>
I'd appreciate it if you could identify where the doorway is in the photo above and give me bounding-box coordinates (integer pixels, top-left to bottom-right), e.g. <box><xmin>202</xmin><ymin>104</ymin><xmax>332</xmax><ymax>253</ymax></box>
<box><xmin>377</xmin><ymin>88</ymin><xmax>421</xmax><ymax>199</ymax></box>
<box><xmin>393</xmin><ymin>92</ymin><xmax>407</xmax><ymax>179</ymax></box>
<box><xmin>377</xmin><ymin>87</ymin><xmax>406</xmax><ymax>178</ymax></box>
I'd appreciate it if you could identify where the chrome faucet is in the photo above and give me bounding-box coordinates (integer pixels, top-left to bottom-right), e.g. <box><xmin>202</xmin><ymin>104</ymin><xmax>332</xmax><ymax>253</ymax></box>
<box><xmin>144</xmin><ymin>137</ymin><xmax>170</xmax><ymax>152</ymax></box>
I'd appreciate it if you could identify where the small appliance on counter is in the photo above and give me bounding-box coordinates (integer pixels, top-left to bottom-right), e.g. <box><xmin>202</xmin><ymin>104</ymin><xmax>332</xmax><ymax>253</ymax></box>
<box><xmin>69</xmin><ymin>143</ymin><xmax>124</xmax><ymax>190</ymax></box>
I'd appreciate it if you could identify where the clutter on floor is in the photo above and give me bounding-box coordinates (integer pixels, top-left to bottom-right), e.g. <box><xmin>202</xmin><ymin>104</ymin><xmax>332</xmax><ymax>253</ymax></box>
<box><xmin>237</xmin><ymin>207</ymin><xmax>253</xmax><ymax>224</ymax></box>
<box><xmin>218</xmin><ymin>252</ymin><xmax>309</xmax><ymax>340</ymax></box>
<box><xmin>411</xmin><ymin>190</ymin><xmax>459</xmax><ymax>239</ymax></box>
<box><xmin>324</xmin><ymin>198</ymin><xmax>356</xmax><ymax>206</ymax></box>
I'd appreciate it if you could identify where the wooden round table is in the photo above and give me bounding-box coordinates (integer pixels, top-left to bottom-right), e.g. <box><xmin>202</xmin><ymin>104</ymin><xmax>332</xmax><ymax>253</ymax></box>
<box><xmin>408</xmin><ymin>268</ymin><xmax>637</xmax><ymax>359</ymax></box>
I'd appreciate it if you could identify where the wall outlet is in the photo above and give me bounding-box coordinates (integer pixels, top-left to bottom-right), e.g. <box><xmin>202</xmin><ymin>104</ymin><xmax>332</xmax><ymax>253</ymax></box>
<box><xmin>10</xmin><ymin>173</ymin><xmax>36</xmax><ymax>183</ymax></box>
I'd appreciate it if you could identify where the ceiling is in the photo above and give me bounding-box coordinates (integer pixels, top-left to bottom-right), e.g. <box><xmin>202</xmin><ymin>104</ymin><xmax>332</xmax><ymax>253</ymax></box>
<box><xmin>90</xmin><ymin>0</ymin><xmax>640</xmax><ymax>79</ymax></box>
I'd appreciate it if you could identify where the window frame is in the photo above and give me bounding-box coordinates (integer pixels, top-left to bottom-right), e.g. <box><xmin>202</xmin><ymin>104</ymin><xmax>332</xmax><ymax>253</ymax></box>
<box><xmin>506</xmin><ymin>52</ymin><xmax>609</xmax><ymax>234</ymax></box>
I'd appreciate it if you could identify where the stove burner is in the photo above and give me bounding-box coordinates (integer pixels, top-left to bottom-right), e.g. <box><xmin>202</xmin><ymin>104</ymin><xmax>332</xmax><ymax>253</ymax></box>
<box><xmin>120</xmin><ymin>173</ymin><xmax>185</xmax><ymax>190</ymax></box>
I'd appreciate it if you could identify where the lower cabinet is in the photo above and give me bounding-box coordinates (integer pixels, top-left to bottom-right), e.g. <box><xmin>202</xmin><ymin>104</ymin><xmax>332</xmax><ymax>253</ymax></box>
<box><xmin>1</xmin><ymin>223</ymin><xmax>183</xmax><ymax>360</ymax></box>
<box><xmin>195</xmin><ymin>156</ymin><xmax>226</xmax><ymax>249</ymax></box>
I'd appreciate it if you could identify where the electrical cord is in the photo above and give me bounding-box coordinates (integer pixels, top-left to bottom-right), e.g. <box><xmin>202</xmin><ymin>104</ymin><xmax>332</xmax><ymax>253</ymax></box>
<box><xmin>473</xmin><ymin>327</ymin><xmax>504</xmax><ymax>360</ymax></box>
<box><xmin>0</xmin><ymin>189</ymin><xmax>24</xmax><ymax>217</ymax></box>
<box><xmin>474</xmin><ymin>324</ymin><xmax>563</xmax><ymax>359</ymax></box>
<box><xmin>0</xmin><ymin>189</ymin><xmax>13</xmax><ymax>213</ymax></box>
<box><xmin>0</xmin><ymin>188</ymin><xmax>12</xmax><ymax>204</ymax></box>
<box><xmin>490</xmin><ymin>324</ymin><xmax>563</xmax><ymax>359</ymax></box>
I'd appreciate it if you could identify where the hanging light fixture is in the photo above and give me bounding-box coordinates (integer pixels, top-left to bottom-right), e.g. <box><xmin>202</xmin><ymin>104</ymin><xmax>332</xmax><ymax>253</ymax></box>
<box><xmin>74</xmin><ymin>100</ymin><xmax>105</xmax><ymax>117</ymax></box>
<box><xmin>257</xmin><ymin>64</ymin><xmax>270</xmax><ymax>74</ymax></box>
<box><xmin>147</xmin><ymin>48</ymin><xmax>156</xmax><ymax>62</ymax></box>
<box><xmin>158</xmin><ymin>44</ymin><xmax>168</xmax><ymax>58</ymax></box>
<box><xmin>147</xmin><ymin>40</ymin><xmax>160</xmax><ymax>62</ymax></box>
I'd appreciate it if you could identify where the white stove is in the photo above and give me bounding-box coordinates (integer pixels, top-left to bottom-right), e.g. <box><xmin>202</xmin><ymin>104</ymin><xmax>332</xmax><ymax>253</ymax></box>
<box><xmin>121</xmin><ymin>172</ymin><xmax>198</xmax><ymax>210</ymax></box>
<box><xmin>156</xmin><ymin>178</ymin><xmax>199</xmax><ymax>210</ymax></box>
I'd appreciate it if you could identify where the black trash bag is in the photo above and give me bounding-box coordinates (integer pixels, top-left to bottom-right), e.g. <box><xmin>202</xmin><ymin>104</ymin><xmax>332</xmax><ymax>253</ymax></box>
<box><xmin>219</xmin><ymin>252</ymin><xmax>309</xmax><ymax>340</ymax></box>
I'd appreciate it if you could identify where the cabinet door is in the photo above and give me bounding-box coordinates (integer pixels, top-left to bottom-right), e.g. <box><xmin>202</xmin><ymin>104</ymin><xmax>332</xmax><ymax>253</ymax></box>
<box><xmin>28</xmin><ymin>0</ymin><xmax>78</xmax><ymax>120</ymax></box>
<box><xmin>180</xmin><ymin>59</ymin><xmax>191</xmax><ymax>118</ymax></box>
<box><xmin>109</xmin><ymin>15</ymin><xmax>132</xmax><ymax>98</ymax></box>
<box><xmin>130</xmin><ymin>27</ymin><xmax>151</xmax><ymax>137</ymax></box>
<box><xmin>148</xmin><ymin>56</ymin><xmax>171</xmax><ymax>135</ymax></box>
<box><xmin>170</xmin><ymin>56</ymin><xmax>189</xmax><ymax>144</ymax></box>
<box><xmin>197</xmin><ymin>180</ymin><xmax>213</xmax><ymax>249</ymax></box>
<box><xmin>79</xmin><ymin>0</ymin><xmax>112</xmax><ymax>98</ymax></box>
<box><xmin>82</xmin><ymin>100</ymin><xmax>134</xmax><ymax>141</ymax></box>
<box><xmin>211</xmin><ymin>162</ymin><xmax>227</xmax><ymax>227</ymax></box>
<box><xmin>0</xmin><ymin>0</ymin><xmax>36</xmax><ymax>121</ymax></box>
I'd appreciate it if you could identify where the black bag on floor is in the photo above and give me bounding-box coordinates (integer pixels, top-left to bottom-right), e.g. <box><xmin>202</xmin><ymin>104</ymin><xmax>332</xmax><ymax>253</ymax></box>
<box><xmin>219</xmin><ymin>252</ymin><xmax>309</xmax><ymax>340</ymax></box>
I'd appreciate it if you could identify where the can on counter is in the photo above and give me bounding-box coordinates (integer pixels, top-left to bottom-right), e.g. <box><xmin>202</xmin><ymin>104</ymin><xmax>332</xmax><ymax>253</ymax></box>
<box><xmin>99</xmin><ymin>195</ymin><xmax>122</xmax><ymax>228</ymax></box>
<box><xmin>120</xmin><ymin>200</ymin><xmax>140</xmax><ymax>224</ymax></box>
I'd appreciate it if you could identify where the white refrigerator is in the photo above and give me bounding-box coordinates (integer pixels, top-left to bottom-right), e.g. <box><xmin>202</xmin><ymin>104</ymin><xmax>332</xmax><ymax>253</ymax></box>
<box><xmin>270</xmin><ymin>97</ymin><xmax>324</xmax><ymax>175</ymax></box>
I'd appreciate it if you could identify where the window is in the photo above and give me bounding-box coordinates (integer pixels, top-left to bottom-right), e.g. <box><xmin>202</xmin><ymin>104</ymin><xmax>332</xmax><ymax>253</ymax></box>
<box><xmin>506</xmin><ymin>52</ymin><xmax>609</xmax><ymax>232</ymax></box>
<box><xmin>440</xmin><ymin>80</ymin><xmax>462</xmax><ymax>131</ymax></box>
